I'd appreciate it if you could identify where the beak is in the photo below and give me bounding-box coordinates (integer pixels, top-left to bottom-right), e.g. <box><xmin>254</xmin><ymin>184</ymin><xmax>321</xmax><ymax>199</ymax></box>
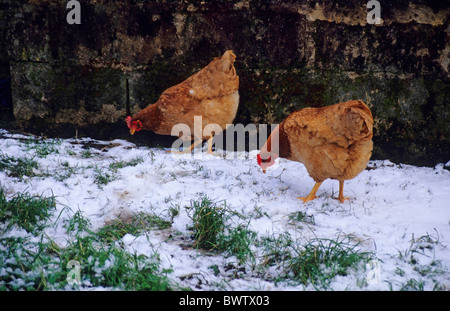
<box><xmin>130</xmin><ymin>128</ymin><xmax>135</xmax><ymax>135</ymax></box>
<box><xmin>262</xmin><ymin>169</ymin><xmax>266</xmax><ymax>174</ymax></box>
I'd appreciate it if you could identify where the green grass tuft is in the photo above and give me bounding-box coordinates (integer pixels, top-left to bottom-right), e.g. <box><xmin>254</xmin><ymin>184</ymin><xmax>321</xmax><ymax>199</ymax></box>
<box><xmin>81</xmin><ymin>149</ymin><xmax>93</xmax><ymax>158</ymax></box>
<box><xmin>93</xmin><ymin>166</ymin><xmax>116</xmax><ymax>187</ymax></box>
<box><xmin>96</xmin><ymin>212</ymin><xmax>171</xmax><ymax>244</ymax></box>
<box><xmin>188</xmin><ymin>196</ymin><xmax>257</xmax><ymax>263</ymax></box>
<box><xmin>288</xmin><ymin>211</ymin><xmax>315</xmax><ymax>226</ymax></box>
<box><xmin>24</xmin><ymin>138</ymin><xmax>61</xmax><ymax>158</ymax></box>
<box><xmin>108</xmin><ymin>157</ymin><xmax>144</xmax><ymax>172</ymax></box>
<box><xmin>258</xmin><ymin>232</ymin><xmax>294</xmax><ymax>269</ymax></box>
<box><xmin>218</xmin><ymin>223</ymin><xmax>257</xmax><ymax>263</ymax></box>
<box><xmin>287</xmin><ymin>236</ymin><xmax>374</xmax><ymax>288</ymax></box>
<box><xmin>0</xmin><ymin>154</ymin><xmax>39</xmax><ymax>179</ymax></box>
<box><xmin>64</xmin><ymin>209</ymin><xmax>92</xmax><ymax>234</ymax></box>
<box><xmin>0</xmin><ymin>188</ymin><xmax>56</xmax><ymax>234</ymax></box>
<box><xmin>189</xmin><ymin>196</ymin><xmax>227</xmax><ymax>250</ymax></box>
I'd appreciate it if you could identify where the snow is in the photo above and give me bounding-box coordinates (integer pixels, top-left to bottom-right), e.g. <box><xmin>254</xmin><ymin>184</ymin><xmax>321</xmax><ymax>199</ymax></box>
<box><xmin>0</xmin><ymin>129</ymin><xmax>449</xmax><ymax>290</ymax></box>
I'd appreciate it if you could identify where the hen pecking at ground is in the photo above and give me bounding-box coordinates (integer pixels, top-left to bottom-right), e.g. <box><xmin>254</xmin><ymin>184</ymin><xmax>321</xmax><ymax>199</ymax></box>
<box><xmin>257</xmin><ymin>100</ymin><xmax>374</xmax><ymax>203</ymax></box>
<box><xmin>126</xmin><ymin>50</ymin><xmax>239</xmax><ymax>154</ymax></box>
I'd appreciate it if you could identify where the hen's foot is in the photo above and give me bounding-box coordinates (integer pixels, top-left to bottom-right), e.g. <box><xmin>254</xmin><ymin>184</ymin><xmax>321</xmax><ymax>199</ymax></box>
<box><xmin>297</xmin><ymin>181</ymin><xmax>323</xmax><ymax>204</ymax></box>
<box><xmin>296</xmin><ymin>196</ymin><xmax>317</xmax><ymax>203</ymax></box>
<box><xmin>337</xmin><ymin>196</ymin><xmax>349</xmax><ymax>203</ymax></box>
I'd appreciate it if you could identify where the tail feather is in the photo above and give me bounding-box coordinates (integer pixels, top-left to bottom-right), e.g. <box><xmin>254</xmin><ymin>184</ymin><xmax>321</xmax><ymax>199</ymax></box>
<box><xmin>354</xmin><ymin>100</ymin><xmax>373</xmax><ymax>134</ymax></box>
<box><xmin>189</xmin><ymin>50</ymin><xmax>239</xmax><ymax>100</ymax></box>
<box><xmin>331</xmin><ymin>100</ymin><xmax>373</xmax><ymax>142</ymax></box>
<box><xmin>215</xmin><ymin>50</ymin><xmax>236</xmax><ymax>73</ymax></box>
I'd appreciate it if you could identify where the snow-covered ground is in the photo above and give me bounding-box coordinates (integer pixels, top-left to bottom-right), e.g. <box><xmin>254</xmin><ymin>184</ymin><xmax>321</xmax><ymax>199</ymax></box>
<box><xmin>0</xmin><ymin>129</ymin><xmax>449</xmax><ymax>290</ymax></box>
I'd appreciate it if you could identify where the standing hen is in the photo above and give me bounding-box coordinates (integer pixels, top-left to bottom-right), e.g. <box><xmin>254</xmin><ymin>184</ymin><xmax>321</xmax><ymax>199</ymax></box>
<box><xmin>257</xmin><ymin>100</ymin><xmax>373</xmax><ymax>203</ymax></box>
<box><xmin>126</xmin><ymin>50</ymin><xmax>239</xmax><ymax>153</ymax></box>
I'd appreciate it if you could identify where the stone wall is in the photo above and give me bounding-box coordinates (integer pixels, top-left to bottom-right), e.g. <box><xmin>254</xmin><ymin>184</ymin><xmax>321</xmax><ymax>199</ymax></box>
<box><xmin>0</xmin><ymin>0</ymin><xmax>13</xmax><ymax>123</ymax></box>
<box><xmin>2</xmin><ymin>0</ymin><xmax>449</xmax><ymax>165</ymax></box>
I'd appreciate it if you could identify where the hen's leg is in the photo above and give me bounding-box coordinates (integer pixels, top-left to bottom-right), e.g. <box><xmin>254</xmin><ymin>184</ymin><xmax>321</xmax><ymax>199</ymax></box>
<box><xmin>337</xmin><ymin>180</ymin><xmax>349</xmax><ymax>203</ymax></box>
<box><xmin>206</xmin><ymin>136</ymin><xmax>223</xmax><ymax>157</ymax></box>
<box><xmin>206</xmin><ymin>136</ymin><xmax>214</xmax><ymax>153</ymax></box>
<box><xmin>167</xmin><ymin>139</ymin><xmax>203</xmax><ymax>154</ymax></box>
<box><xmin>297</xmin><ymin>181</ymin><xmax>323</xmax><ymax>203</ymax></box>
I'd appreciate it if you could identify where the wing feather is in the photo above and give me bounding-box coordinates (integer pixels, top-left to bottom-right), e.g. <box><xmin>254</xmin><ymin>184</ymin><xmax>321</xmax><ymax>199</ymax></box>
<box><xmin>283</xmin><ymin>100</ymin><xmax>373</xmax><ymax>181</ymax></box>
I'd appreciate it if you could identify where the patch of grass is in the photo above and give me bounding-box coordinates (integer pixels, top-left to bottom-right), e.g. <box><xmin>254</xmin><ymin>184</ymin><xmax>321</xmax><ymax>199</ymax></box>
<box><xmin>398</xmin><ymin>232</ymin><xmax>440</xmax><ymax>265</ymax></box>
<box><xmin>399</xmin><ymin>278</ymin><xmax>425</xmax><ymax>291</ymax></box>
<box><xmin>108</xmin><ymin>157</ymin><xmax>144</xmax><ymax>172</ymax></box>
<box><xmin>94</xmin><ymin>157</ymin><xmax>145</xmax><ymax>187</ymax></box>
<box><xmin>59</xmin><ymin>235</ymin><xmax>173</xmax><ymax>290</ymax></box>
<box><xmin>250</xmin><ymin>205</ymin><xmax>268</xmax><ymax>219</ymax></box>
<box><xmin>218</xmin><ymin>223</ymin><xmax>257</xmax><ymax>263</ymax></box>
<box><xmin>258</xmin><ymin>232</ymin><xmax>294</xmax><ymax>269</ymax></box>
<box><xmin>122</xmin><ymin>255</ymin><xmax>175</xmax><ymax>291</ymax></box>
<box><xmin>0</xmin><ymin>234</ymin><xmax>175</xmax><ymax>291</ymax></box>
<box><xmin>93</xmin><ymin>166</ymin><xmax>116</xmax><ymax>187</ymax></box>
<box><xmin>394</xmin><ymin>231</ymin><xmax>447</xmax><ymax>290</ymax></box>
<box><xmin>0</xmin><ymin>237</ymin><xmax>53</xmax><ymax>290</ymax></box>
<box><xmin>0</xmin><ymin>154</ymin><xmax>39</xmax><ymax>179</ymax></box>
<box><xmin>208</xmin><ymin>264</ymin><xmax>220</xmax><ymax>276</ymax></box>
<box><xmin>287</xmin><ymin>236</ymin><xmax>374</xmax><ymax>288</ymax></box>
<box><xmin>188</xmin><ymin>196</ymin><xmax>227</xmax><ymax>250</ymax></box>
<box><xmin>66</xmin><ymin>149</ymin><xmax>77</xmax><ymax>156</ymax></box>
<box><xmin>96</xmin><ymin>212</ymin><xmax>171</xmax><ymax>244</ymax></box>
<box><xmin>168</xmin><ymin>203</ymin><xmax>181</xmax><ymax>222</ymax></box>
<box><xmin>81</xmin><ymin>149</ymin><xmax>93</xmax><ymax>158</ymax></box>
<box><xmin>24</xmin><ymin>138</ymin><xmax>61</xmax><ymax>158</ymax></box>
<box><xmin>54</xmin><ymin>161</ymin><xmax>79</xmax><ymax>182</ymax></box>
<box><xmin>64</xmin><ymin>209</ymin><xmax>92</xmax><ymax>235</ymax></box>
<box><xmin>97</xmin><ymin>221</ymin><xmax>139</xmax><ymax>244</ymax></box>
<box><xmin>0</xmin><ymin>207</ymin><xmax>179</xmax><ymax>291</ymax></box>
<box><xmin>256</xmin><ymin>232</ymin><xmax>375</xmax><ymax>289</ymax></box>
<box><xmin>288</xmin><ymin>211</ymin><xmax>315</xmax><ymax>226</ymax></box>
<box><xmin>137</xmin><ymin>213</ymin><xmax>171</xmax><ymax>230</ymax></box>
<box><xmin>0</xmin><ymin>188</ymin><xmax>56</xmax><ymax>234</ymax></box>
<box><xmin>188</xmin><ymin>196</ymin><xmax>257</xmax><ymax>263</ymax></box>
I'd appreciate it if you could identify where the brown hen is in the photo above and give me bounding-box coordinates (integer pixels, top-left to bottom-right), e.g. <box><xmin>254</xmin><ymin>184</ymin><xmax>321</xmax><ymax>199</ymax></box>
<box><xmin>257</xmin><ymin>100</ymin><xmax>374</xmax><ymax>203</ymax></box>
<box><xmin>126</xmin><ymin>50</ymin><xmax>239</xmax><ymax>153</ymax></box>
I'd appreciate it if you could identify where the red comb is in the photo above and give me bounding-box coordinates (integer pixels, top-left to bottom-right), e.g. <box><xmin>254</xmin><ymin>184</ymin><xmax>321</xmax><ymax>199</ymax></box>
<box><xmin>257</xmin><ymin>154</ymin><xmax>262</xmax><ymax>166</ymax></box>
<box><xmin>125</xmin><ymin>116</ymin><xmax>132</xmax><ymax>129</ymax></box>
